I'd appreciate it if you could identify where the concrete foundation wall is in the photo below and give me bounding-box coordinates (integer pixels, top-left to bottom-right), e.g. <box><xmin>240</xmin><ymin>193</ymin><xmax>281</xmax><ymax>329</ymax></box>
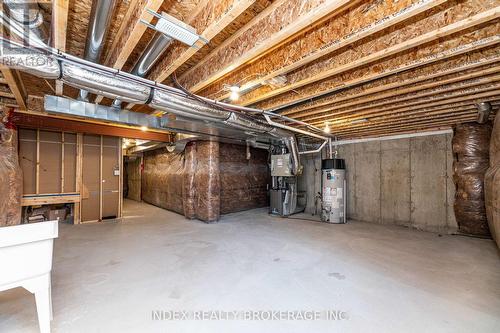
<box><xmin>300</xmin><ymin>134</ymin><xmax>457</xmax><ymax>233</ymax></box>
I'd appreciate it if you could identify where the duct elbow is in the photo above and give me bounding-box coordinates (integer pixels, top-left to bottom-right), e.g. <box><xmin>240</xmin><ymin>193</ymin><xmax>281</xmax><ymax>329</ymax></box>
<box><xmin>477</xmin><ymin>102</ymin><xmax>492</xmax><ymax>124</ymax></box>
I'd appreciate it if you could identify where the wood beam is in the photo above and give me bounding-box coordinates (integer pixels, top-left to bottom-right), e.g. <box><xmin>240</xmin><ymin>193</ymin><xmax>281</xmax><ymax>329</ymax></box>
<box><xmin>257</xmin><ymin>33</ymin><xmax>500</xmax><ymax>111</ymax></box>
<box><xmin>94</xmin><ymin>0</ymin><xmax>163</xmax><ymax>104</ymax></box>
<box><xmin>11</xmin><ymin>111</ymin><xmax>175</xmax><ymax>142</ymax></box>
<box><xmin>240</xmin><ymin>8</ymin><xmax>500</xmax><ymax>107</ymax></box>
<box><xmin>52</xmin><ymin>0</ymin><xmax>70</xmax><ymax>95</ymax></box>
<box><xmin>308</xmin><ymin>89</ymin><xmax>500</xmax><ymax>126</ymax></box>
<box><xmin>0</xmin><ymin>68</ymin><xmax>27</xmax><ymax>109</ymax></box>
<box><xmin>283</xmin><ymin>54</ymin><xmax>500</xmax><ymax>117</ymax></box>
<box><xmin>177</xmin><ymin>0</ymin><xmax>353</xmax><ymax>93</ymax></box>
<box><xmin>203</xmin><ymin>0</ymin><xmax>447</xmax><ymax>101</ymax></box>
<box><xmin>149</xmin><ymin>0</ymin><xmax>258</xmax><ymax>84</ymax></box>
<box><xmin>298</xmin><ymin>71</ymin><xmax>500</xmax><ymax>123</ymax></box>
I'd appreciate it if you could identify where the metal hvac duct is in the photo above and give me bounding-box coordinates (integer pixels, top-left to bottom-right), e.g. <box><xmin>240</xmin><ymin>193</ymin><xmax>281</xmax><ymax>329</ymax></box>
<box><xmin>78</xmin><ymin>0</ymin><xmax>117</xmax><ymax>102</ymax></box>
<box><xmin>111</xmin><ymin>33</ymin><xmax>172</xmax><ymax>108</ymax></box>
<box><xmin>477</xmin><ymin>102</ymin><xmax>492</xmax><ymax>124</ymax></box>
<box><xmin>2</xmin><ymin>0</ymin><xmax>49</xmax><ymax>43</ymax></box>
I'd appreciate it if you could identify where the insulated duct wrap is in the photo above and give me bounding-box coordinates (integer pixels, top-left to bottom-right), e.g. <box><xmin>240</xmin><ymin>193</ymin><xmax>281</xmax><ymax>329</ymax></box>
<box><xmin>485</xmin><ymin>114</ymin><xmax>500</xmax><ymax>247</ymax></box>
<box><xmin>219</xmin><ymin>143</ymin><xmax>269</xmax><ymax>214</ymax></box>
<box><xmin>142</xmin><ymin>149</ymin><xmax>185</xmax><ymax>215</ymax></box>
<box><xmin>194</xmin><ymin>141</ymin><xmax>220</xmax><ymax>222</ymax></box>
<box><xmin>0</xmin><ymin>112</ymin><xmax>22</xmax><ymax>226</ymax></box>
<box><xmin>452</xmin><ymin>122</ymin><xmax>492</xmax><ymax>236</ymax></box>
<box><xmin>182</xmin><ymin>142</ymin><xmax>197</xmax><ymax>219</ymax></box>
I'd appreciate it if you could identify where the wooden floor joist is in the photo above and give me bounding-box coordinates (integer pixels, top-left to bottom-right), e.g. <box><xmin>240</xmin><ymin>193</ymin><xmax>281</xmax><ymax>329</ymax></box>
<box><xmin>149</xmin><ymin>0</ymin><xmax>258</xmax><ymax>84</ymax></box>
<box><xmin>283</xmin><ymin>56</ymin><xmax>500</xmax><ymax>117</ymax></box>
<box><xmin>202</xmin><ymin>0</ymin><xmax>447</xmax><ymax>100</ymax></box>
<box><xmin>308</xmin><ymin>88</ymin><xmax>500</xmax><ymax>126</ymax></box>
<box><xmin>239</xmin><ymin>8</ymin><xmax>500</xmax><ymax>107</ymax></box>
<box><xmin>52</xmin><ymin>0</ymin><xmax>70</xmax><ymax>96</ymax></box>
<box><xmin>257</xmin><ymin>34</ymin><xmax>500</xmax><ymax>111</ymax></box>
<box><xmin>177</xmin><ymin>0</ymin><xmax>353</xmax><ymax>92</ymax></box>
<box><xmin>95</xmin><ymin>0</ymin><xmax>164</xmax><ymax>104</ymax></box>
<box><xmin>300</xmin><ymin>74</ymin><xmax>500</xmax><ymax>123</ymax></box>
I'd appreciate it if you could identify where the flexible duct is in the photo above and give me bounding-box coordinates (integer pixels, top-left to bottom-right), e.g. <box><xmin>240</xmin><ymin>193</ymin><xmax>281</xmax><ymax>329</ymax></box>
<box><xmin>0</xmin><ymin>39</ymin><xmax>303</xmax><ymax>175</ymax></box>
<box><xmin>477</xmin><ymin>102</ymin><xmax>492</xmax><ymax>124</ymax></box>
<box><xmin>78</xmin><ymin>0</ymin><xmax>117</xmax><ymax>101</ymax></box>
<box><xmin>3</xmin><ymin>0</ymin><xmax>48</xmax><ymax>43</ymax></box>
<box><xmin>112</xmin><ymin>33</ymin><xmax>172</xmax><ymax>108</ymax></box>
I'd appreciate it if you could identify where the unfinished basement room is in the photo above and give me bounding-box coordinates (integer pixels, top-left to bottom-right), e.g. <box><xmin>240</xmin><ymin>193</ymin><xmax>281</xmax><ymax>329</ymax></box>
<box><xmin>1</xmin><ymin>0</ymin><xmax>499</xmax><ymax>332</ymax></box>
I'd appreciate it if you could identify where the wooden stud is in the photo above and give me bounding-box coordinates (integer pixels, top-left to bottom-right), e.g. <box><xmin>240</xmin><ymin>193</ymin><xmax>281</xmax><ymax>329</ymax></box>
<box><xmin>52</xmin><ymin>0</ymin><xmax>70</xmax><ymax>95</ymax></box>
<box><xmin>99</xmin><ymin>135</ymin><xmax>103</xmax><ymax>222</ymax></box>
<box><xmin>36</xmin><ymin>129</ymin><xmax>40</xmax><ymax>194</ymax></box>
<box><xmin>74</xmin><ymin>133</ymin><xmax>83</xmax><ymax>224</ymax></box>
<box><xmin>240</xmin><ymin>8</ymin><xmax>500</xmax><ymax>106</ymax></box>
<box><xmin>61</xmin><ymin>132</ymin><xmax>65</xmax><ymax>193</ymax></box>
<box><xmin>118</xmin><ymin>137</ymin><xmax>123</xmax><ymax>219</ymax></box>
<box><xmin>177</xmin><ymin>0</ymin><xmax>353</xmax><ymax>92</ymax></box>
<box><xmin>0</xmin><ymin>68</ymin><xmax>27</xmax><ymax>109</ymax></box>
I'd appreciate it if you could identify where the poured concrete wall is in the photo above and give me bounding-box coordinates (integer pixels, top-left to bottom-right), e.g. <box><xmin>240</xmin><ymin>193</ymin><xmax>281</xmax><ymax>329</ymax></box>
<box><xmin>300</xmin><ymin>134</ymin><xmax>457</xmax><ymax>233</ymax></box>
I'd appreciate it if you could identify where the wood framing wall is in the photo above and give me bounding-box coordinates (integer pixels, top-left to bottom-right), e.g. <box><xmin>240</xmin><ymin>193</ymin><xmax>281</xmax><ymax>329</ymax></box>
<box><xmin>18</xmin><ymin>128</ymin><xmax>123</xmax><ymax>224</ymax></box>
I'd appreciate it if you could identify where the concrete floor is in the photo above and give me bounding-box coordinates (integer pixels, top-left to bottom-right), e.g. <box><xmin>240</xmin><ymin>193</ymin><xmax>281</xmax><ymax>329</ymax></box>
<box><xmin>1</xmin><ymin>200</ymin><xmax>499</xmax><ymax>333</ymax></box>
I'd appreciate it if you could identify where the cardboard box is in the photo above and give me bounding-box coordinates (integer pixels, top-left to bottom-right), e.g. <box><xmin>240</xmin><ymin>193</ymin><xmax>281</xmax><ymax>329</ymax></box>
<box><xmin>48</xmin><ymin>208</ymin><xmax>67</xmax><ymax>221</ymax></box>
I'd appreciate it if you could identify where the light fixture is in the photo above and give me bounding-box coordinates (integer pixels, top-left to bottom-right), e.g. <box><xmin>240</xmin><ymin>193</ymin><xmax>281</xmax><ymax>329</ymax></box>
<box><xmin>140</xmin><ymin>126</ymin><xmax>148</xmax><ymax>132</ymax></box>
<box><xmin>323</xmin><ymin>122</ymin><xmax>330</xmax><ymax>133</ymax></box>
<box><xmin>229</xmin><ymin>86</ymin><xmax>240</xmax><ymax>101</ymax></box>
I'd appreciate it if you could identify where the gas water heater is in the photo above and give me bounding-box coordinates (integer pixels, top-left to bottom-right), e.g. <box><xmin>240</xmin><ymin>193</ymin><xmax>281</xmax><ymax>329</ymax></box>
<box><xmin>321</xmin><ymin>158</ymin><xmax>346</xmax><ymax>223</ymax></box>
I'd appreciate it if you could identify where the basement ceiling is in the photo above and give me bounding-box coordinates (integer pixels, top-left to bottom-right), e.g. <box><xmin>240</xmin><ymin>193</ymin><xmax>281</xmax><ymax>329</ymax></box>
<box><xmin>1</xmin><ymin>0</ymin><xmax>499</xmax><ymax>139</ymax></box>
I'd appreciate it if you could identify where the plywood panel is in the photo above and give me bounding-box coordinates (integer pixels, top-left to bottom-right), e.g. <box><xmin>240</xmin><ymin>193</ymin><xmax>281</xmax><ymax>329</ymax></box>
<box><xmin>64</xmin><ymin>142</ymin><xmax>77</xmax><ymax>192</ymax></box>
<box><xmin>19</xmin><ymin>129</ymin><xmax>36</xmax><ymax>194</ymax></box>
<box><xmin>81</xmin><ymin>137</ymin><xmax>100</xmax><ymax>222</ymax></box>
<box><xmin>380</xmin><ymin>139</ymin><xmax>411</xmax><ymax>225</ymax></box>
<box><xmin>102</xmin><ymin>137</ymin><xmax>119</xmax><ymax>218</ymax></box>
<box><xmin>39</xmin><ymin>130</ymin><xmax>62</xmax><ymax>194</ymax></box>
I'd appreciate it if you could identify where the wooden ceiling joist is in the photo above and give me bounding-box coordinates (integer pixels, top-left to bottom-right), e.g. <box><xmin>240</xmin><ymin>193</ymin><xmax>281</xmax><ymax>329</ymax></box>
<box><xmin>322</xmin><ymin>102</ymin><xmax>500</xmax><ymax>133</ymax></box>
<box><xmin>52</xmin><ymin>0</ymin><xmax>70</xmax><ymax>96</ymax></box>
<box><xmin>202</xmin><ymin>0</ymin><xmax>448</xmax><ymax>100</ymax></box>
<box><xmin>335</xmin><ymin>114</ymin><xmax>488</xmax><ymax>137</ymax></box>
<box><xmin>93</xmin><ymin>0</ymin><xmax>164</xmax><ymax>104</ymax></box>
<box><xmin>241</xmin><ymin>8</ymin><xmax>500</xmax><ymax>107</ymax></box>
<box><xmin>308</xmin><ymin>89</ymin><xmax>500</xmax><ymax>127</ymax></box>
<box><xmin>282</xmin><ymin>52</ymin><xmax>500</xmax><ymax>117</ymax></box>
<box><xmin>149</xmin><ymin>0</ymin><xmax>258</xmax><ymax>84</ymax></box>
<box><xmin>296</xmin><ymin>69</ymin><xmax>500</xmax><ymax>122</ymax></box>
<box><xmin>255</xmin><ymin>32</ymin><xmax>500</xmax><ymax>111</ymax></box>
<box><xmin>177</xmin><ymin>0</ymin><xmax>353</xmax><ymax>93</ymax></box>
<box><xmin>0</xmin><ymin>68</ymin><xmax>27</xmax><ymax>109</ymax></box>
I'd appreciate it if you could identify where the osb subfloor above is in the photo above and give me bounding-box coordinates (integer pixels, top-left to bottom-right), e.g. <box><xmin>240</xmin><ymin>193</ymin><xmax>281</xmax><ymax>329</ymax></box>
<box><xmin>2</xmin><ymin>0</ymin><xmax>499</xmax><ymax>139</ymax></box>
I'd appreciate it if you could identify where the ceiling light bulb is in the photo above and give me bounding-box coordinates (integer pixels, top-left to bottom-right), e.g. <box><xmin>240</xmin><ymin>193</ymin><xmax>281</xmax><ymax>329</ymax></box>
<box><xmin>229</xmin><ymin>89</ymin><xmax>240</xmax><ymax>101</ymax></box>
<box><xmin>324</xmin><ymin>123</ymin><xmax>330</xmax><ymax>133</ymax></box>
<box><xmin>140</xmin><ymin>126</ymin><xmax>148</xmax><ymax>132</ymax></box>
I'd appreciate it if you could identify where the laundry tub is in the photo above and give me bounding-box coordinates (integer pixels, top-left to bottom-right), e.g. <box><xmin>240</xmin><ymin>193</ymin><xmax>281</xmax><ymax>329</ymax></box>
<box><xmin>0</xmin><ymin>220</ymin><xmax>58</xmax><ymax>333</ymax></box>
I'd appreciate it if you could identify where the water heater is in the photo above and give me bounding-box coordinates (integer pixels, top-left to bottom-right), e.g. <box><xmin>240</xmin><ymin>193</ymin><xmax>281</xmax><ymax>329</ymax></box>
<box><xmin>321</xmin><ymin>158</ymin><xmax>346</xmax><ymax>223</ymax></box>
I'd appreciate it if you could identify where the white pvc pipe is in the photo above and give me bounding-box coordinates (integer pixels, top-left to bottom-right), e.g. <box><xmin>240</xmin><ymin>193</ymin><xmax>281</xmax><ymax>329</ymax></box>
<box><xmin>332</xmin><ymin>129</ymin><xmax>453</xmax><ymax>146</ymax></box>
